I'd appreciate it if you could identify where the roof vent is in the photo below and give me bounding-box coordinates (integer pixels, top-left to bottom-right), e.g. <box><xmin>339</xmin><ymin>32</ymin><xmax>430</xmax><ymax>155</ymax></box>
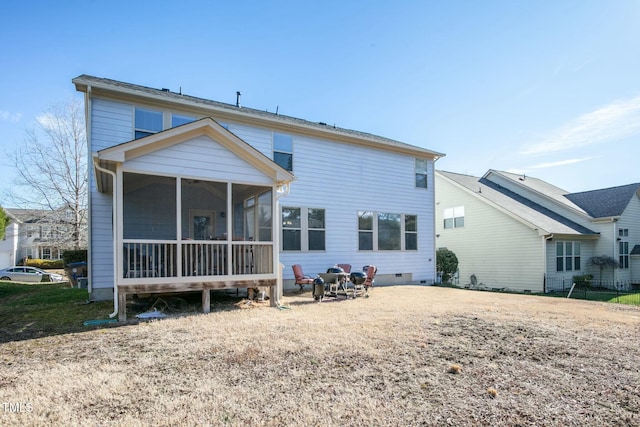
<box><xmin>319</xmin><ymin>122</ymin><xmax>327</xmax><ymax>126</ymax></box>
<box><xmin>236</xmin><ymin>91</ymin><xmax>241</xmax><ymax>108</ymax></box>
<box><xmin>161</xmin><ymin>88</ymin><xmax>170</xmax><ymax>92</ymax></box>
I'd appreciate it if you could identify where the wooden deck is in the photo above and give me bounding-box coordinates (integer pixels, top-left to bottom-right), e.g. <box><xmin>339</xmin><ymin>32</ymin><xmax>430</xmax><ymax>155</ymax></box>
<box><xmin>117</xmin><ymin>278</ymin><xmax>277</xmax><ymax>321</ymax></box>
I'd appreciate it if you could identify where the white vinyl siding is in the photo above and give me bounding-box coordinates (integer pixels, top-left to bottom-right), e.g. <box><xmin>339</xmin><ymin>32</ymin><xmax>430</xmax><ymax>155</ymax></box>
<box><xmin>124</xmin><ymin>135</ymin><xmax>274</xmax><ymax>185</ymax></box>
<box><xmin>279</xmin><ymin>134</ymin><xmax>436</xmax><ymax>283</ymax></box>
<box><xmin>90</xmin><ymin>98</ymin><xmax>134</xmax><ymax>290</ymax></box>
<box><xmin>86</xmin><ymin>94</ymin><xmax>438</xmax><ymax>291</ymax></box>
<box><xmin>435</xmin><ymin>174</ymin><xmax>545</xmax><ymax>292</ymax></box>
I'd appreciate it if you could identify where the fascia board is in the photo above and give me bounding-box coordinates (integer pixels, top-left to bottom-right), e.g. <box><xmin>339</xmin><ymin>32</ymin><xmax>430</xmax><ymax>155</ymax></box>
<box><xmin>75</xmin><ymin>77</ymin><xmax>444</xmax><ymax>160</ymax></box>
<box><xmin>97</xmin><ymin>119</ymin><xmax>294</xmax><ymax>184</ymax></box>
<box><xmin>438</xmin><ymin>172</ymin><xmax>551</xmax><ymax>236</ymax></box>
<box><xmin>483</xmin><ymin>170</ymin><xmax>591</xmax><ymax>219</ymax></box>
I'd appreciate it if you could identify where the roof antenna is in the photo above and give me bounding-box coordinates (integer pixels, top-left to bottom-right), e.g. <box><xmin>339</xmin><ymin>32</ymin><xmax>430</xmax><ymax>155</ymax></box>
<box><xmin>275</xmin><ymin>105</ymin><xmax>279</xmax><ymax>115</ymax></box>
<box><xmin>236</xmin><ymin>91</ymin><xmax>241</xmax><ymax>107</ymax></box>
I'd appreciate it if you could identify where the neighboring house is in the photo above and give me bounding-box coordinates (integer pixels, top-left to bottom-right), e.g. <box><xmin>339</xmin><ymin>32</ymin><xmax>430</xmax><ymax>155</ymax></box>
<box><xmin>73</xmin><ymin>75</ymin><xmax>444</xmax><ymax>319</ymax></box>
<box><xmin>0</xmin><ymin>208</ymin><xmax>85</xmax><ymax>268</ymax></box>
<box><xmin>435</xmin><ymin>170</ymin><xmax>640</xmax><ymax>293</ymax></box>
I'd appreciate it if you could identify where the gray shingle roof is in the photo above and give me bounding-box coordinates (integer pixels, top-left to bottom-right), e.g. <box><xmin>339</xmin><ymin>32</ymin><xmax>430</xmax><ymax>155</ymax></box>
<box><xmin>564</xmin><ymin>183</ymin><xmax>640</xmax><ymax>218</ymax></box>
<box><xmin>73</xmin><ymin>74</ymin><xmax>444</xmax><ymax>159</ymax></box>
<box><xmin>437</xmin><ymin>171</ymin><xmax>598</xmax><ymax>236</ymax></box>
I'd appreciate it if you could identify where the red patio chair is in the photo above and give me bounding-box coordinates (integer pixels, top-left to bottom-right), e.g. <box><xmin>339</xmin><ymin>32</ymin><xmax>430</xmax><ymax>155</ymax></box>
<box><xmin>292</xmin><ymin>264</ymin><xmax>314</xmax><ymax>291</ymax></box>
<box><xmin>337</xmin><ymin>264</ymin><xmax>352</xmax><ymax>273</ymax></box>
<box><xmin>363</xmin><ymin>265</ymin><xmax>377</xmax><ymax>296</ymax></box>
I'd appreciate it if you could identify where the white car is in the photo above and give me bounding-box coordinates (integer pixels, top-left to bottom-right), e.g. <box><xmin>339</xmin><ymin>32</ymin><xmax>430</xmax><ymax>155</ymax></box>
<box><xmin>0</xmin><ymin>266</ymin><xmax>65</xmax><ymax>282</ymax></box>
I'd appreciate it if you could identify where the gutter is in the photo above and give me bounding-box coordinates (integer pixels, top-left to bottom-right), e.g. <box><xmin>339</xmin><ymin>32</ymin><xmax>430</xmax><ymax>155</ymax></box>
<box><xmin>92</xmin><ymin>157</ymin><xmax>119</xmax><ymax>319</ymax></box>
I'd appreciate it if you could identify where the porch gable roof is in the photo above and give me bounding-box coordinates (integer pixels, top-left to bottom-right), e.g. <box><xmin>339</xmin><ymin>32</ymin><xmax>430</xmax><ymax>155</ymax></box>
<box><xmin>94</xmin><ymin>117</ymin><xmax>294</xmax><ymax>191</ymax></box>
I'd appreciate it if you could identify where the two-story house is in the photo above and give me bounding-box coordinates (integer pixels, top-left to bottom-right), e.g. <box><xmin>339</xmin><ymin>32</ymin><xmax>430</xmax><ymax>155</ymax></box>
<box><xmin>435</xmin><ymin>170</ymin><xmax>640</xmax><ymax>293</ymax></box>
<box><xmin>72</xmin><ymin>75</ymin><xmax>444</xmax><ymax>320</ymax></box>
<box><xmin>0</xmin><ymin>208</ymin><xmax>85</xmax><ymax>268</ymax></box>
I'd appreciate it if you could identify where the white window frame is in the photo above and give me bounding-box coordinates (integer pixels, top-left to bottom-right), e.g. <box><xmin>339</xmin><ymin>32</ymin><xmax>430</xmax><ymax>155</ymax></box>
<box><xmin>282</xmin><ymin>206</ymin><xmax>326</xmax><ymax>252</ymax></box>
<box><xmin>443</xmin><ymin>206</ymin><xmax>464</xmax><ymax>229</ymax></box>
<box><xmin>273</xmin><ymin>133</ymin><xmax>293</xmax><ymax>172</ymax></box>
<box><xmin>556</xmin><ymin>241</ymin><xmax>581</xmax><ymax>272</ymax></box>
<box><xmin>134</xmin><ymin>107</ymin><xmax>163</xmax><ymax>139</ymax></box>
<box><xmin>358</xmin><ymin>211</ymin><xmax>417</xmax><ymax>251</ymax></box>
<box><xmin>415</xmin><ymin>159</ymin><xmax>428</xmax><ymax>188</ymax></box>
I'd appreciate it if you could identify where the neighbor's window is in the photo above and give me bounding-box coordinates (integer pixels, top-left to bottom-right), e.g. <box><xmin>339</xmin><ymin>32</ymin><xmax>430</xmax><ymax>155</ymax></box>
<box><xmin>619</xmin><ymin>241</ymin><xmax>629</xmax><ymax>269</ymax></box>
<box><xmin>619</xmin><ymin>228</ymin><xmax>629</xmax><ymax>237</ymax></box>
<box><xmin>171</xmin><ymin>114</ymin><xmax>195</xmax><ymax>127</ymax></box>
<box><xmin>443</xmin><ymin>206</ymin><xmax>464</xmax><ymax>229</ymax></box>
<box><xmin>282</xmin><ymin>207</ymin><xmax>325</xmax><ymax>251</ymax></box>
<box><xmin>135</xmin><ymin>107</ymin><xmax>163</xmax><ymax>139</ymax></box>
<box><xmin>273</xmin><ymin>133</ymin><xmax>293</xmax><ymax>171</ymax></box>
<box><xmin>556</xmin><ymin>241</ymin><xmax>581</xmax><ymax>272</ymax></box>
<box><xmin>415</xmin><ymin>159</ymin><xmax>428</xmax><ymax>188</ymax></box>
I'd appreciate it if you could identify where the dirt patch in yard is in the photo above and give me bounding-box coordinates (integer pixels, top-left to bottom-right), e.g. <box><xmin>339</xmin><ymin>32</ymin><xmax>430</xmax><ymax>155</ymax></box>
<box><xmin>1</xmin><ymin>286</ymin><xmax>639</xmax><ymax>426</ymax></box>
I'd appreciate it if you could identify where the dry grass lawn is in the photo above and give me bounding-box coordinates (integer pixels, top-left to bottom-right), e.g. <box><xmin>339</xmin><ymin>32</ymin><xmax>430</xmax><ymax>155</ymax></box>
<box><xmin>1</xmin><ymin>286</ymin><xmax>639</xmax><ymax>426</ymax></box>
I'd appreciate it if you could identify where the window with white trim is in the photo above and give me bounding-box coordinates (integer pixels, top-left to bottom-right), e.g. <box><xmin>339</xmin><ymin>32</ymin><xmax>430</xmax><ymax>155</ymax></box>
<box><xmin>282</xmin><ymin>207</ymin><xmax>325</xmax><ymax>251</ymax></box>
<box><xmin>135</xmin><ymin>107</ymin><xmax>163</xmax><ymax>139</ymax></box>
<box><xmin>273</xmin><ymin>133</ymin><xmax>293</xmax><ymax>171</ymax></box>
<box><xmin>556</xmin><ymin>241</ymin><xmax>581</xmax><ymax>272</ymax></box>
<box><xmin>171</xmin><ymin>114</ymin><xmax>195</xmax><ymax>127</ymax></box>
<box><xmin>358</xmin><ymin>211</ymin><xmax>417</xmax><ymax>251</ymax></box>
<box><xmin>415</xmin><ymin>159</ymin><xmax>428</xmax><ymax>188</ymax></box>
<box><xmin>619</xmin><ymin>240</ymin><xmax>629</xmax><ymax>269</ymax></box>
<box><xmin>443</xmin><ymin>206</ymin><xmax>464</xmax><ymax>229</ymax></box>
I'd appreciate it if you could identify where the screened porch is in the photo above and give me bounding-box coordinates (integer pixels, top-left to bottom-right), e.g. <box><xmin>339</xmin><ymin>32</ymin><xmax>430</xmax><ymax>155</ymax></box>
<box><xmin>119</xmin><ymin>172</ymin><xmax>276</xmax><ymax>284</ymax></box>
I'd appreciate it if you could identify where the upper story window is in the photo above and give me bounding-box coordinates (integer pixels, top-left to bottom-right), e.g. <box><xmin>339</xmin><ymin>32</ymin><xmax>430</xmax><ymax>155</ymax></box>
<box><xmin>619</xmin><ymin>228</ymin><xmax>629</xmax><ymax>237</ymax></box>
<box><xmin>443</xmin><ymin>206</ymin><xmax>464</xmax><ymax>229</ymax></box>
<box><xmin>273</xmin><ymin>133</ymin><xmax>293</xmax><ymax>171</ymax></box>
<box><xmin>171</xmin><ymin>114</ymin><xmax>195</xmax><ymax>127</ymax></box>
<box><xmin>415</xmin><ymin>159</ymin><xmax>428</xmax><ymax>188</ymax></box>
<box><xmin>135</xmin><ymin>107</ymin><xmax>163</xmax><ymax>139</ymax></box>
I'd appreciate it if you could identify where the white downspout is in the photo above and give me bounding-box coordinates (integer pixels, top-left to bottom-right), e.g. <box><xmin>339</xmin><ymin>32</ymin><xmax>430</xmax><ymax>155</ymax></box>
<box><xmin>93</xmin><ymin>158</ymin><xmax>119</xmax><ymax>318</ymax></box>
<box><xmin>273</xmin><ymin>182</ymin><xmax>291</xmax><ymax>306</ymax></box>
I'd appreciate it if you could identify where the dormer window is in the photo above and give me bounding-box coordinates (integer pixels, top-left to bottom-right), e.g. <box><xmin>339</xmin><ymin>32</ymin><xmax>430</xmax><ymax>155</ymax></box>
<box><xmin>135</xmin><ymin>107</ymin><xmax>163</xmax><ymax>139</ymax></box>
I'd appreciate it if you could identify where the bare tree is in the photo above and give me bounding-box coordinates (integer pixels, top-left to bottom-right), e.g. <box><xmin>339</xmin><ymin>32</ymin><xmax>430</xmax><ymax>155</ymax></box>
<box><xmin>6</xmin><ymin>99</ymin><xmax>87</xmax><ymax>250</ymax></box>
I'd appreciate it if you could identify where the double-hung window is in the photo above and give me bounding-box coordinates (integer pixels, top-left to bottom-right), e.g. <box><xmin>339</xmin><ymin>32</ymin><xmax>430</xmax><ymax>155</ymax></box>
<box><xmin>282</xmin><ymin>207</ymin><xmax>325</xmax><ymax>251</ymax></box>
<box><xmin>273</xmin><ymin>133</ymin><xmax>293</xmax><ymax>171</ymax></box>
<box><xmin>443</xmin><ymin>206</ymin><xmax>464</xmax><ymax>229</ymax></box>
<box><xmin>415</xmin><ymin>159</ymin><xmax>428</xmax><ymax>188</ymax></box>
<box><xmin>135</xmin><ymin>107</ymin><xmax>163</xmax><ymax>139</ymax></box>
<box><xmin>556</xmin><ymin>241</ymin><xmax>581</xmax><ymax>272</ymax></box>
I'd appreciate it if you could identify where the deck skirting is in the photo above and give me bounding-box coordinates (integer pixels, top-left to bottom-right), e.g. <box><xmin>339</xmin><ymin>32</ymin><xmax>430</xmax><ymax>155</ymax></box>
<box><xmin>117</xmin><ymin>279</ymin><xmax>277</xmax><ymax>321</ymax></box>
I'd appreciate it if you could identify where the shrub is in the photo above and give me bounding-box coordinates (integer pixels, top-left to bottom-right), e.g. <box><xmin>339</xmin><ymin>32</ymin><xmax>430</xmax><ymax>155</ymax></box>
<box><xmin>572</xmin><ymin>274</ymin><xmax>593</xmax><ymax>288</ymax></box>
<box><xmin>62</xmin><ymin>250</ymin><xmax>88</xmax><ymax>265</ymax></box>
<box><xmin>437</xmin><ymin>248</ymin><xmax>459</xmax><ymax>284</ymax></box>
<box><xmin>25</xmin><ymin>259</ymin><xmax>65</xmax><ymax>269</ymax></box>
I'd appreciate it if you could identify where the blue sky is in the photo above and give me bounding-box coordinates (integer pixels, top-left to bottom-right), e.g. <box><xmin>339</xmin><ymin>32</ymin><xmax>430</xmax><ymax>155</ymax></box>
<box><xmin>1</xmin><ymin>0</ymin><xmax>639</xmax><ymax>206</ymax></box>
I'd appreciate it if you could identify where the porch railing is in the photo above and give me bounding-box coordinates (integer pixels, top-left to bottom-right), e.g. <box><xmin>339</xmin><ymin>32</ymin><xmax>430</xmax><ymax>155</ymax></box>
<box><xmin>123</xmin><ymin>240</ymin><xmax>273</xmax><ymax>279</ymax></box>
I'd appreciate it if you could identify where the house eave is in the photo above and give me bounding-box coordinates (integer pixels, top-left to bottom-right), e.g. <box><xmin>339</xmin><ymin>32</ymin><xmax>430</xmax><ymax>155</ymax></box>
<box><xmin>73</xmin><ymin>75</ymin><xmax>444</xmax><ymax>161</ymax></box>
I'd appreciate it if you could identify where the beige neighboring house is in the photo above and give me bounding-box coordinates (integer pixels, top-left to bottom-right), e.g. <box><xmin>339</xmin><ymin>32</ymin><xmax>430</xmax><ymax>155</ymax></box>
<box><xmin>435</xmin><ymin>170</ymin><xmax>640</xmax><ymax>293</ymax></box>
<box><xmin>0</xmin><ymin>208</ymin><xmax>86</xmax><ymax>268</ymax></box>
